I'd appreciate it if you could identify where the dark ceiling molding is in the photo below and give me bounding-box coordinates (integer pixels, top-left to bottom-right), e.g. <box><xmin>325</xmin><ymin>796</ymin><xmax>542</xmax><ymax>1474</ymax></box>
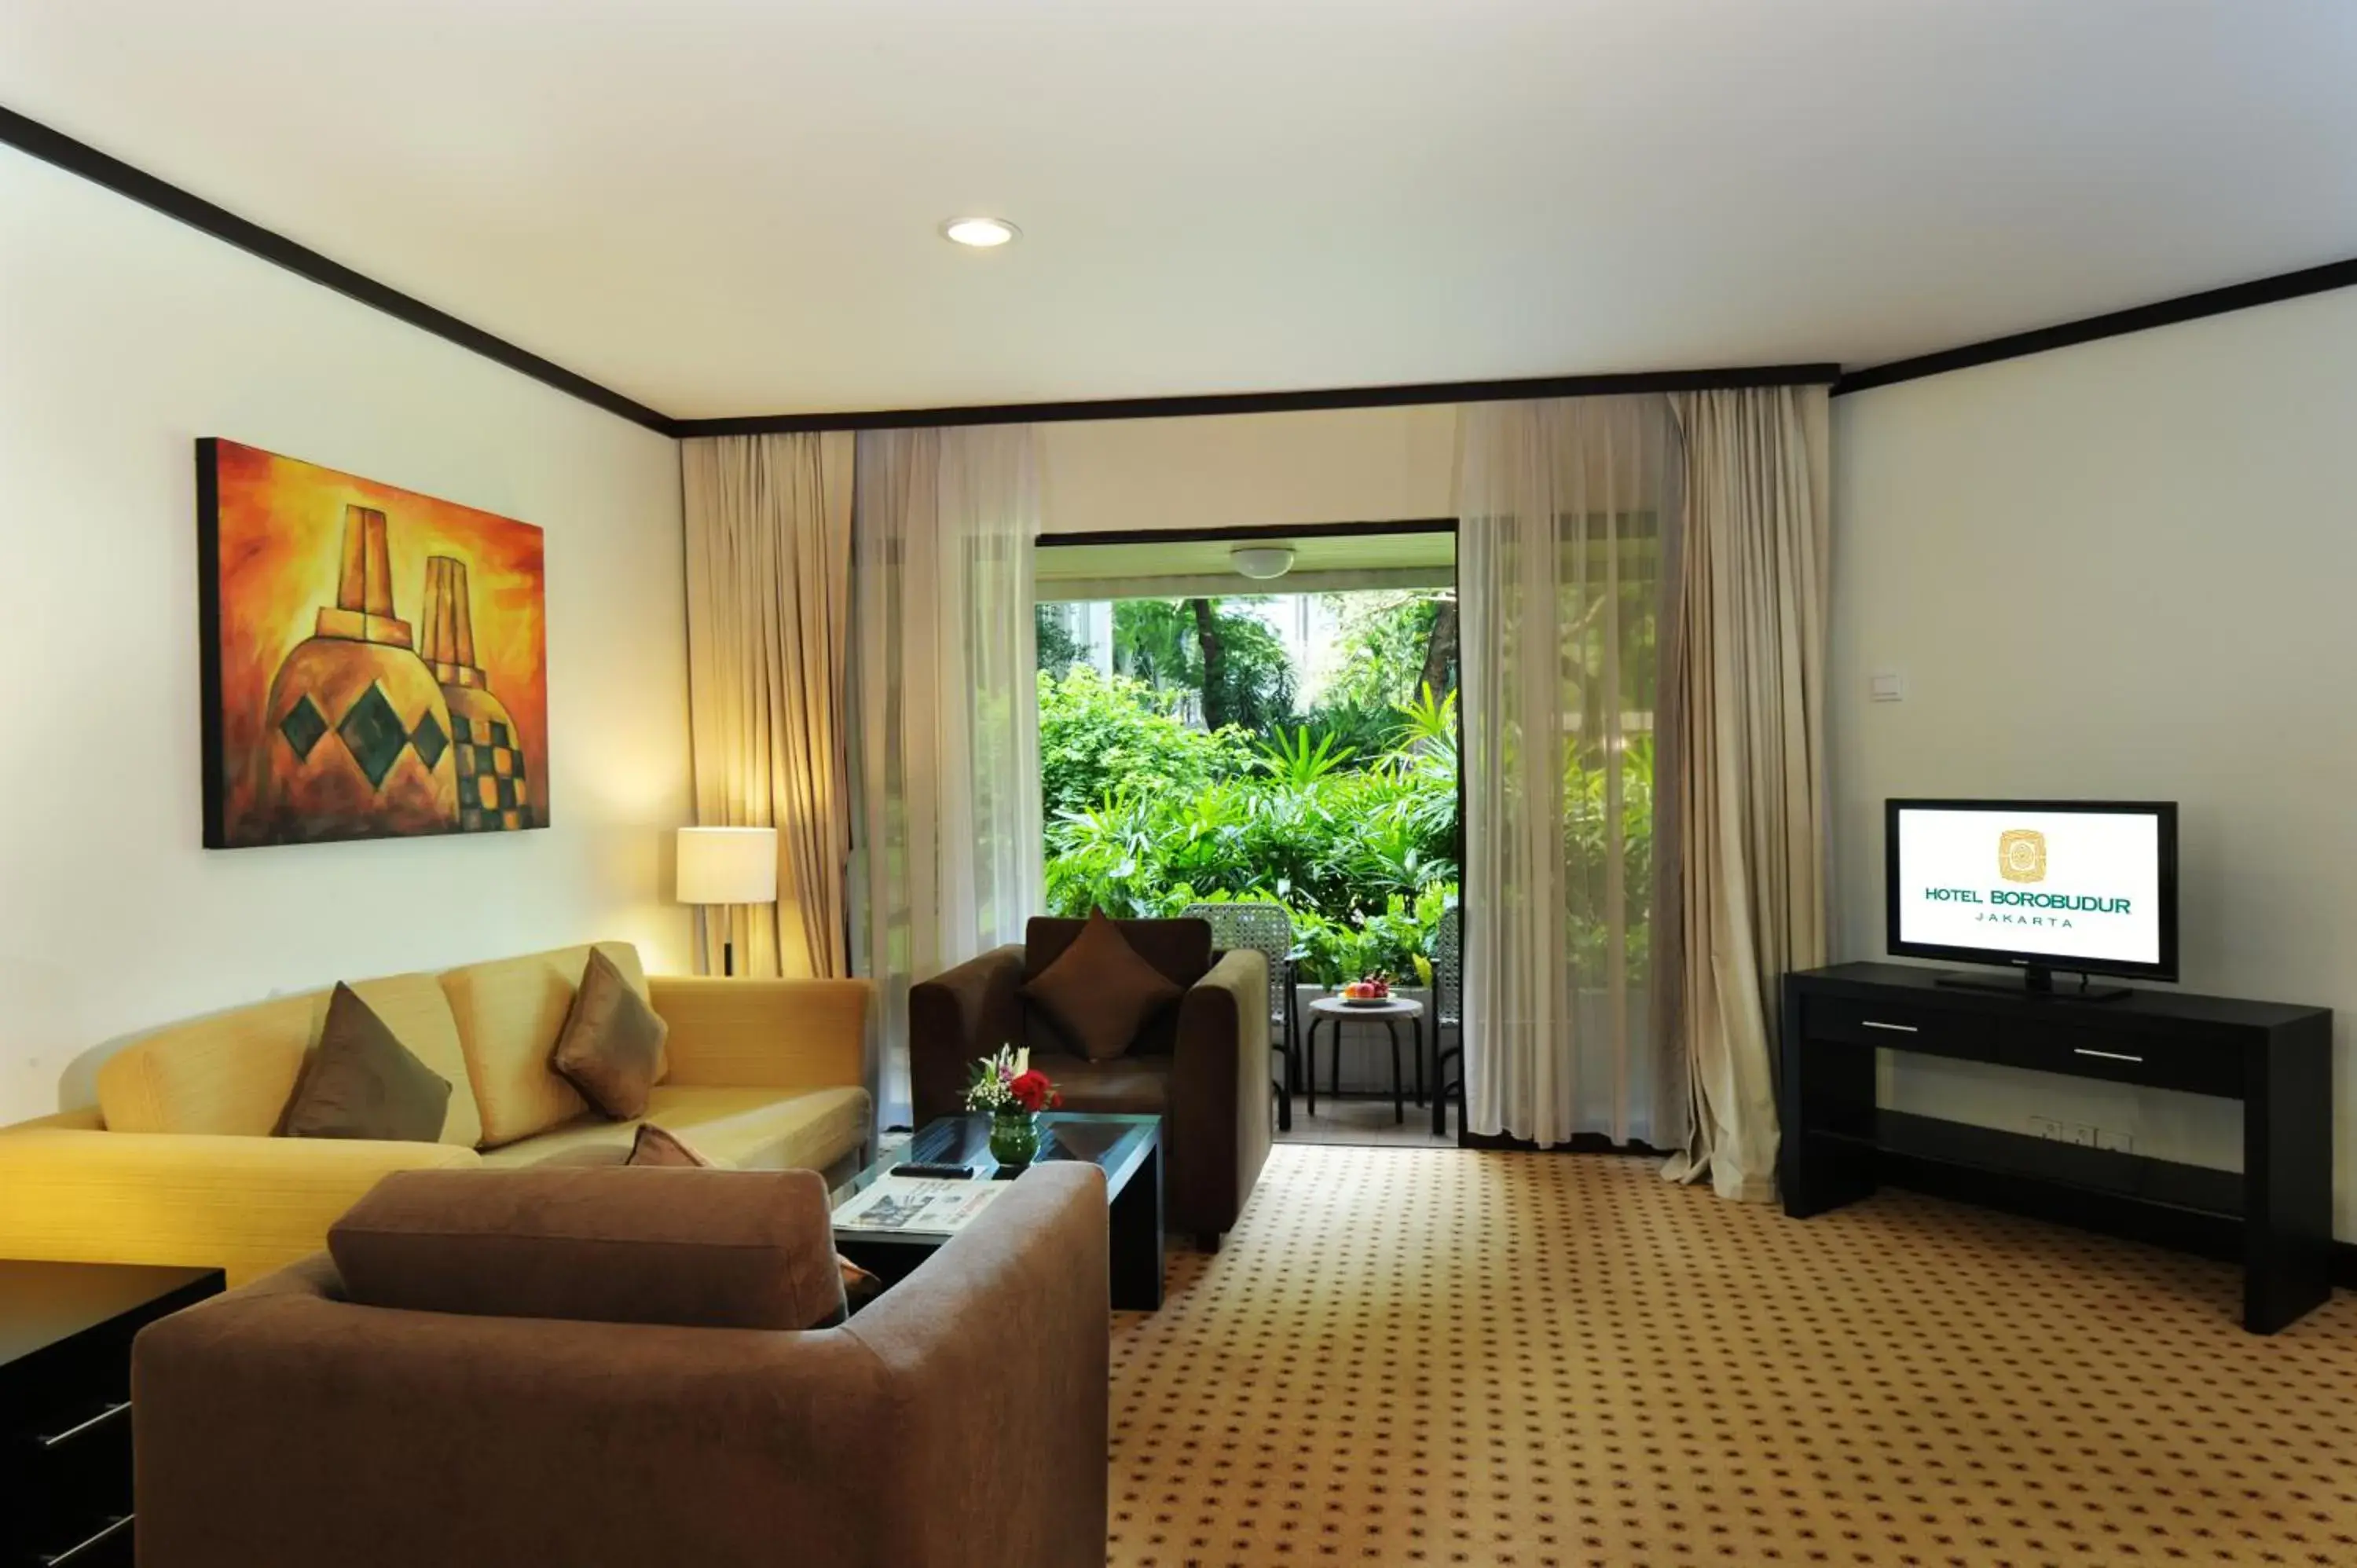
<box><xmin>1039</xmin><ymin>518</ymin><xmax>1458</xmax><ymax>549</ymax></box>
<box><xmin>22</xmin><ymin>93</ymin><xmax>2357</xmax><ymax>430</ymax></box>
<box><xmin>669</xmin><ymin>363</ymin><xmax>1844</xmax><ymax>436</ymax></box>
<box><xmin>0</xmin><ymin>103</ymin><xmax>680</xmax><ymax>436</ymax></box>
<box><xmin>1832</xmin><ymin>255</ymin><xmax>2357</xmax><ymax>397</ymax></box>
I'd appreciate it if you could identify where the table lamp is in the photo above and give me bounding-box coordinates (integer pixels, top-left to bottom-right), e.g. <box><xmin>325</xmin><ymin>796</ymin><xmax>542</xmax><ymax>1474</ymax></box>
<box><xmin>675</xmin><ymin>826</ymin><xmax>779</xmax><ymax>977</ymax></box>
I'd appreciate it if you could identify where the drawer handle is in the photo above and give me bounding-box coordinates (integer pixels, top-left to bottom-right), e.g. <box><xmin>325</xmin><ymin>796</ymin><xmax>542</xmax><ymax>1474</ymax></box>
<box><xmin>2073</xmin><ymin>1047</ymin><xmax>2146</xmax><ymax>1064</ymax></box>
<box><xmin>38</xmin><ymin>1399</ymin><xmax>131</xmax><ymax>1449</ymax></box>
<box><xmin>42</xmin><ymin>1514</ymin><xmax>132</xmax><ymax>1567</ymax></box>
<box><xmin>1859</xmin><ymin>1020</ymin><xmax>1919</xmax><ymax>1034</ymax></box>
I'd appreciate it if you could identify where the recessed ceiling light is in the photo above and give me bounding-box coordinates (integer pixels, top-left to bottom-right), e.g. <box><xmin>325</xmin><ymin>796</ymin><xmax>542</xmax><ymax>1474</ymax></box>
<box><xmin>941</xmin><ymin>216</ymin><xmax>1021</xmax><ymax>249</ymax></box>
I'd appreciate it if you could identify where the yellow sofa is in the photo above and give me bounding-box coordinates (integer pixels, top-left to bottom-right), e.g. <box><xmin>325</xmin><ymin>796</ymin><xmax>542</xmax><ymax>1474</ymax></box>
<box><xmin>0</xmin><ymin>942</ymin><xmax>871</xmax><ymax>1284</ymax></box>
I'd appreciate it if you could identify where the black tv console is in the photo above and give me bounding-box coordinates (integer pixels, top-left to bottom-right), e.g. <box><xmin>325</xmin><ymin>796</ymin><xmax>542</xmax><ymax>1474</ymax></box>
<box><xmin>1780</xmin><ymin>962</ymin><xmax>2333</xmax><ymax>1334</ymax></box>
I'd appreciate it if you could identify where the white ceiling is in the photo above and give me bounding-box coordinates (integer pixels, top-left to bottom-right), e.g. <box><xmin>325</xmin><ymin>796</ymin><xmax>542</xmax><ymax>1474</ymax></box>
<box><xmin>5</xmin><ymin>2</ymin><xmax>2355</xmax><ymax>419</ymax></box>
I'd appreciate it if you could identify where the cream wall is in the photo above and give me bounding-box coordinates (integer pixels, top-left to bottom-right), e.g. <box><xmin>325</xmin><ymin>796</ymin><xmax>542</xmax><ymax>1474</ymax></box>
<box><xmin>1039</xmin><ymin>405</ymin><xmax>1457</xmax><ymax>534</ymax></box>
<box><xmin>1830</xmin><ymin>285</ymin><xmax>2357</xmax><ymax>1237</ymax></box>
<box><xmin>0</xmin><ymin>145</ymin><xmax>693</xmax><ymax>1126</ymax></box>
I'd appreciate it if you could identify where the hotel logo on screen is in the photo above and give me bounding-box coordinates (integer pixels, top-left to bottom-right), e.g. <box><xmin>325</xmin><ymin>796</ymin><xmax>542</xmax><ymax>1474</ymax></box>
<box><xmin>1997</xmin><ymin>829</ymin><xmax>2047</xmax><ymax>883</ymax></box>
<box><xmin>1918</xmin><ymin>824</ymin><xmax>2134</xmax><ymax>927</ymax></box>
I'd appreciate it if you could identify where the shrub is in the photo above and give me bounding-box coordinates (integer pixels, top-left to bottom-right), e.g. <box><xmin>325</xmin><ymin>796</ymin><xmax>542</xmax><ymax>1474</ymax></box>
<box><xmin>1037</xmin><ymin>666</ymin><xmax>1251</xmax><ymax>819</ymax></box>
<box><xmin>1039</xmin><ymin>669</ymin><xmax>1462</xmax><ymax>983</ymax></box>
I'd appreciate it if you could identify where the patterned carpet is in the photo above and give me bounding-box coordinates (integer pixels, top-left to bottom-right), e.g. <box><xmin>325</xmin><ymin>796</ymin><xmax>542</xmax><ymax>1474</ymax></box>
<box><xmin>1108</xmin><ymin>1145</ymin><xmax>2357</xmax><ymax>1568</ymax></box>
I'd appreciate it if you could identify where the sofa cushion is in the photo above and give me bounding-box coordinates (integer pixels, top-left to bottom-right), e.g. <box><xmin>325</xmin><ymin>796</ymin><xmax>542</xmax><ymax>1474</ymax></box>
<box><xmin>1021</xmin><ymin>911</ymin><xmax>1184</xmax><ymax>1062</ymax></box>
<box><xmin>1028</xmin><ymin>1053</ymin><xmax>1171</xmax><ymax>1116</ymax></box>
<box><xmin>97</xmin><ymin>973</ymin><xmax>481</xmax><ymax>1148</ymax></box>
<box><xmin>625</xmin><ymin>1122</ymin><xmax>715</xmax><ymax>1167</ymax></box>
<box><xmin>328</xmin><ymin>1166</ymin><xmax>845</xmax><ymax>1331</ymax></box>
<box><xmin>550</xmin><ymin>948</ymin><xmax>669</xmax><ymax>1119</ymax></box>
<box><xmin>439</xmin><ymin>943</ymin><xmax>654</xmax><ymax>1149</ymax></box>
<box><xmin>279</xmin><ymin>984</ymin><xmax>453</xmax><ymax>1143</ymax></box>
<box><xmin>478</xmin><ymin>1085</ymin><xmax>872</xmax><ymax>1175</ymax></box>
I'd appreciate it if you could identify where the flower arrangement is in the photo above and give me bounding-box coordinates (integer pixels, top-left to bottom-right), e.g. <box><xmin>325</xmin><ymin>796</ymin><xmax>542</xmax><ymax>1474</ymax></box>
<box><xmin>966</xmin><ymin>1046</ymin><xmax>1061</xmax><ymax>1167</ymax></box>
<box><xmin>966</xmin><ymin>1045</ymin><xmax>1064</xmax><ymax>1116</ymax></box>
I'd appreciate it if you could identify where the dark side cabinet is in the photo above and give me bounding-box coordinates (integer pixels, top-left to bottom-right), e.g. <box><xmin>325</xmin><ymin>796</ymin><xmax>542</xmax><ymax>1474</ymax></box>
<box><xmin>1780</xmin><ymin>963</ymin><xmax>2333</xmax><ymax>1334</ymax></box>
<box><xmin>2</xmin><ymin>1262</ymin><xmax>222</xmax><ymax>1568</ymax></box>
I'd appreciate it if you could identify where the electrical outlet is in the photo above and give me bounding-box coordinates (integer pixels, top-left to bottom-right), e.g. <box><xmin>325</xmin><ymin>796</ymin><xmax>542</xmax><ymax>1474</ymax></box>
<box><xmin>2096</xmin><ymin>1128</ymin><xmax>2134</xmax><ymax>1154</ymax></box>
<box><xmin>2028</xmin><ymin>1116</ymin><xmax>2062</xmax><ymax>1141</ymax></box>
<box><xmin>2069</xmin><ymin>1123</ymin><xmax>2099</xmax><ymax>1148</ymax></box>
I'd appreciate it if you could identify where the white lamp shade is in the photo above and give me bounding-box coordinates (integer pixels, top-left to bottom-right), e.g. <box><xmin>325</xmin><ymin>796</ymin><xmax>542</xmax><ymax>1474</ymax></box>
<box><xmin>676</xmin><ymin>826</ymin><xmax>779</xmax><ymax>906</ymax></box>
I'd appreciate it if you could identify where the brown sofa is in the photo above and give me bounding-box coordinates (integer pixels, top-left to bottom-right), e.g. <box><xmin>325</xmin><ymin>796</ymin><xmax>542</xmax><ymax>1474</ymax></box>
<box><xmin>130</xmin><ymin>1163</ymin><xmax>1110</xmax><ymax>1568</ymax></box>
<box><xmin>910</xmin><ymin>917</ymin><xmax>1270</xmax><ymax>1249</ymax></box>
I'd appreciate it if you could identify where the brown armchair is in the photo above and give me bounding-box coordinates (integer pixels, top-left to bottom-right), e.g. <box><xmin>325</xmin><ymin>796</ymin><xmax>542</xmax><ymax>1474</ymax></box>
<box><xmin>911</xmin><ymin>917</ymin><xmax>1271</xmax><ymax>1250</ymax></box>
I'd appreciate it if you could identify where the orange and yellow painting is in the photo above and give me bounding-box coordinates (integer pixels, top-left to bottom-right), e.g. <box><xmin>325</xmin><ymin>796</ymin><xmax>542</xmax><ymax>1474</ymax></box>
<box><xmin>199</xmin><ymin>439</ymin><xmax>549</xmax><ymax>848</ymax></box>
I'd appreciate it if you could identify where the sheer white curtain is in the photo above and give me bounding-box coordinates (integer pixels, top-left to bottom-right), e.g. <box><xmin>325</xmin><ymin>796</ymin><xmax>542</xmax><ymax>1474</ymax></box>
<box><xmin>849</xmin><ymin>425</ymin><xmax>1045</xmax><ymax>1126</ymax></box>
<box><xmin>1457</xmin><ymin>395</ymin><xmax>1686</xmax><ymax>1150</ymax></box>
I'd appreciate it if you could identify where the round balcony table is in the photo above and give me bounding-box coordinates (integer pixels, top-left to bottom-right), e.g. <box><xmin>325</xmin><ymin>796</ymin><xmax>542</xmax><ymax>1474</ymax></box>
<box><xmin>1303</xmin><ymin>995</ymin><xmax>1425</xmax><ymax>1125</ymax></box>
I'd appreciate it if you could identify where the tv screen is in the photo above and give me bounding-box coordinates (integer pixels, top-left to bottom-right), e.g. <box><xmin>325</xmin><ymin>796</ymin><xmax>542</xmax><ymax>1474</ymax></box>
<box><xmin>1885</xmin><ymin>799</ymin><xmax>2178</xmax><ymax>982</ymax></box>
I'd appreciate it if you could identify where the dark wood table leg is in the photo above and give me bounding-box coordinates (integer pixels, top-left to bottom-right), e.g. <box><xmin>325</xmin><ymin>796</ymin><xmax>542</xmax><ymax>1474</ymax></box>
<box><xmin>2243</xmin><ymin>1020</ymin><xmax>2333</xmax><ymax>1333</ymax></box>
<box><xmin>1778</xmin><ymin>980</ymin><xmax>1879</xmax><ymax>1218</ymax></box>
<box><xmin>1109</xmin><ymin>1138</ymin><xmax>1164</xmax><ymax>1312</ymax></box>
<box><xmin>1274</xmin><ymin>1066</ymin><xmax>1291</xmax><ymax>1133</ymax></box>
<box><xmin>1384</xmin><ymin>1020</ymin><xmax>1404</xmax><ymax>1123</ymax></box>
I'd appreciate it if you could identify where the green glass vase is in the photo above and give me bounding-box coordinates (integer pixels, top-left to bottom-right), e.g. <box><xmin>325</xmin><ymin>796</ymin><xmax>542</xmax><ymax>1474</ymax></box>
<box><xmin>988</xmin><ymin>1110</ymin><xmax>1041</xmax><ymax>1168</ymax></box>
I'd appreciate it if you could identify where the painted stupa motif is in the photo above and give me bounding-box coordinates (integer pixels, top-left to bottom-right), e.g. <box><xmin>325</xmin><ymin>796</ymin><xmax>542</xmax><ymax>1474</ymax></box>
<box><xmin>420</xmin><ymin>555</ymin><xmax>532</xmax><ymax>832</ymax></box>
<box><xmin>262</xmin><ymin>505</ymin><xmax>460</xmax><ymax>839</ymax></box>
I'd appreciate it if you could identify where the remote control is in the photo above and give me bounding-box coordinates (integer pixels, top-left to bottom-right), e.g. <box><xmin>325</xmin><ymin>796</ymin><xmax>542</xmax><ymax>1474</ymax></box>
<box><xmin>891</xmin><ymin>1162</ymin><xmax>975</xmax><ymax>1180</ymax></box>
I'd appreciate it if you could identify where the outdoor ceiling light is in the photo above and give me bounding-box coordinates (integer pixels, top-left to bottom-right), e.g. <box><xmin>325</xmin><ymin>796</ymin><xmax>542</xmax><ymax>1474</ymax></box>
<box><xmin>940</xmin><ymin>216</ymin><xmax>1021</xmax><ymax>248</ymax></box>
<box><xmin>1230</xmin><ymin>545</ymin><xmax>1296</xmax><ymax>581</ymax></box>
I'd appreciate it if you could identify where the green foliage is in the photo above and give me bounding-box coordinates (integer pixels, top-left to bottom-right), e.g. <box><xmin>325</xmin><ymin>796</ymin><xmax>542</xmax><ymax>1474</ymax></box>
<box><xmin>1040</xmin><ymin>670</ymin><xmax>1463</xmax><ymax>983</ymax></box>
<box><xmin>1253</xmin><ymin>725</ymin><xmax>1355</xmax><ymax>786</ymax></box>
<box><xmin>1110</xmin><ymin>597</ymin><xmax>1298</xmax><ymax>735</ymax></box>
<box><xmin>1036</xmin><ymin>666</ymin><xmax>1250</xmax><ymax>819</ymax></box>
<box><xmin>1034</xmin><ymin>604</ymin><xmax>1086</xmax><ymax>677</ymax></box>
<box><xmin>1563</xmin><ymin>733</ymin><xmax>1656</xmax><ymax>981</ymax></box>
<box><xmin>1304</xmin><ymin>593</ymin><xmax>1450</xmax><ymax>754</ymax></box>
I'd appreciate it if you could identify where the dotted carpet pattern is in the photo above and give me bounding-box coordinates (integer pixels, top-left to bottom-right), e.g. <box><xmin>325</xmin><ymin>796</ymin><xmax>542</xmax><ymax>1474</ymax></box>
<box><xmin>1107</xmin><ymin>1145</ymin><xmax>2357</xmax><ymax>1568</ymax></box>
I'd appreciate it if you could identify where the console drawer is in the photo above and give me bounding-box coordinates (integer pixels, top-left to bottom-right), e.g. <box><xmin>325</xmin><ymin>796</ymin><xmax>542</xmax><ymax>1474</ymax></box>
<box><xmin>2007</xmin><ymin>1021</ymin><xmax>2245</xmax><ymax>1099</ymax></box>
<box><xmin>1802</xmin><ymin>995</ymin><xmax>1992</xmax><ymax>1061</ymax></box>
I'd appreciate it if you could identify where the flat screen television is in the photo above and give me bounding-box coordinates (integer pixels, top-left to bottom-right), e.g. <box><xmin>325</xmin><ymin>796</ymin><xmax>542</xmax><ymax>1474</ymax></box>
<box><xmin>1885</xmin><ymin>798</ymin><xmax>2178</xmax><ymax>996</ymax></box>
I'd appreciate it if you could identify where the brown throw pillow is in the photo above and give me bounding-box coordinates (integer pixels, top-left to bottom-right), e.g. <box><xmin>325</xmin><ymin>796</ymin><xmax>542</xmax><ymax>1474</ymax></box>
<box><xmin>280</xmin><ymin>983</ymin><xmax>452</xmax><ymax>1143</ymax></box>
<box><xmin>626</xmin><ymin>1123</ymin><xmax>882</xmax><ymax>1306</ymax></box>
<box><xmin>1022</xmin><ymin>909</ymin><xmax>1183</xmax><ymax>1062</ymax></box>
<box><xmin>550</xmin><ymin>947</ymin><xmax>669</xmax><ymax>1119</ymax></box>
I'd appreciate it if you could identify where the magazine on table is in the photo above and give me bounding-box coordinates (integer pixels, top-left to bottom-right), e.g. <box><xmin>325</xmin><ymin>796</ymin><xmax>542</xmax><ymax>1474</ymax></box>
<box><xmin>833</xmin><ymin>1176</ymin><xmax>1005</xmax><ymax>1235</ymax></box>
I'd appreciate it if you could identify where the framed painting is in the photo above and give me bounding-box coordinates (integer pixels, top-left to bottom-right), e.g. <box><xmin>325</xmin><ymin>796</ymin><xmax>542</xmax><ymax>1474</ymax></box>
<box><xmin>197</xmin><ymin>439</ymin><xmax>550</xmax><ymax>848</ymax></box>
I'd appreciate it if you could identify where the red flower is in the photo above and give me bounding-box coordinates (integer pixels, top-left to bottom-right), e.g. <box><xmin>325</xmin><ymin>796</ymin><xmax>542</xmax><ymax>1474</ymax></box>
<box><xmin>1006</xmin><ymin>1069</ymin><xmax>1058</xmax><ymax>1112</ymax></box>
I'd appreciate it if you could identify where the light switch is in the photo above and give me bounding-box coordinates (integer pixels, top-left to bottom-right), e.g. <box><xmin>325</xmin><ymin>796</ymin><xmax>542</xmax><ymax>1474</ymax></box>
<box><xmin>1869</xmin><ymin>669</ymin><xmax>1906</xmax><ymax>702</ymax></box>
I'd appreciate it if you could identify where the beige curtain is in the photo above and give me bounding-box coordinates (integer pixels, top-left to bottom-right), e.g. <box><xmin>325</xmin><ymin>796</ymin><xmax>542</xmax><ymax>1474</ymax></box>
<box><xmin>1662</xmin><ymin>386</ymin><xmax>1831</xmax><ymax>1201</ymax></box>
<box><xmin>680</xmin><ymin>432</ymin><xmax>856</xmax><ymax>979</ymax></box>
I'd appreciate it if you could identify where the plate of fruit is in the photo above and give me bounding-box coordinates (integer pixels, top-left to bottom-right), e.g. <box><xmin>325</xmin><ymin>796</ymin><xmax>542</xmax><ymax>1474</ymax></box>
<box><xmin>1338</xmin><ymin>975</ymin><xmax>1395</xmax><ymax>1007</ymax></box>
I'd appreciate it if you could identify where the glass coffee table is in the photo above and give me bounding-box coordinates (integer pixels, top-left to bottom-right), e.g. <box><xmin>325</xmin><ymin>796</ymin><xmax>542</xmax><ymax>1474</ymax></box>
<box><xmin>832</xmin><ymin>1112</ymin><xmax>1164</xmax><ymax>1310</ymax></box>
